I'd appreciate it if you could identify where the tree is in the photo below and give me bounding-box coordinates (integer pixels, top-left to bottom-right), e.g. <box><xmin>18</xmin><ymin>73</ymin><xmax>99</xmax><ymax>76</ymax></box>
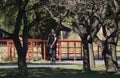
<box><xmin>0</xmin><ymin>0</ymin><xmax>47</xmax><ymax>75</ymax></box>
<box><xmin>99</xmin><ymin>0</ymin><xmax>120</xmax><ymax>72</ymax></box>
<box><xmin>70</xmin><ymin>0</ymin><xmax>120</xmax><ymax>72</ymax></box>
<box><xmin>0</xmin><ymin>0</ymin><xmax>120</xmax><ymax>74</ymax></box>
<box><xmin>47</xmin><ymin>0</ymin><xmax>120</xmax><ymax>72</ymax></box>
<box><xmin>46</xmin><ymin>0</ymin><xmax>93</xmax><ymax>71</ymax></box>
<box><xmin>88</xmin><ymin>0</ymin><xmax>120</xmax><ymax>72</ymax></box>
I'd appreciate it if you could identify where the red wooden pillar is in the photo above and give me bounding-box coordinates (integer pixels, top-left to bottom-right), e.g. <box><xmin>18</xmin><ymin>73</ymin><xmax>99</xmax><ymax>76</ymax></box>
<box><xmin>74</xmin><ymin>42</ymin><xmax>76</xmax><ymax>61</ymax></box>
<box><xmin>43</xmin><ymin>41</ymin><xmax>46</xmax><ymax>61</ymax></box>
<box><xmin>80</xmin><ymin>41</ymin><xmax>83</xmax><ymax>59</ymax></box>
<box><xmin>6</xmin><ymin>41</ymin><xmax>10</xmax><ymax>57</ymax></box>
<box><xmin>58</xmin><ymin>40</ymin><xmax>62</xmax><ymax>61</ymax></box>
<box><xmin>28</xmin><ymin>40</ymin><xmax>32</xmax><ymax>60</ymax></box>
<box><xmin>67</xmin><ymin>42</ymin><xmax>69</xmax><ymax>59</ymax></box>
<box><xmin>36</xmin><ymin>41</ymin><xmax>39</xmax><ymax>58</ymax></box>
<box><xmin>9</xmin><ymin>46</ymin><xmax>12</xmax><ymax>63</ymax></box>
<box><xmin>9</xmin><ymin>40</ymin><xmax>13</xmax><ymax>63</ymax></box>
<box><xmin>98</xmin><ymin>45</ymin><xmax>100</xmax><ymax>59</ymax></box>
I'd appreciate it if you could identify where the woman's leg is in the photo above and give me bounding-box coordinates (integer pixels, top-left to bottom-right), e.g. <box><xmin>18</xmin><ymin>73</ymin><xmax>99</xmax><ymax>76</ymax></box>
<box><xmin>51</xmin><ymin>49</ymin><xmax>56</xmax><ymax>65</ymax></box>
<box><xmin>51</xmin><ymin>46</ymin><xmax>56</xmax><ymax>65</ymax></box>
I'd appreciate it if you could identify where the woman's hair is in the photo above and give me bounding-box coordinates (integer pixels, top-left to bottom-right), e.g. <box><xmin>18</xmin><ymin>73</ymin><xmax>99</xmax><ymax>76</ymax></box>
<box><xmin>51</xmin><ymin>29</ymin><xmax>55</xmax><ymax>33</ymax></box>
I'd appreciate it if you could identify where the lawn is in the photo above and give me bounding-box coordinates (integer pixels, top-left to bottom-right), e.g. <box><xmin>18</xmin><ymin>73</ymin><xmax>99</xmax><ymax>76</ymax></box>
<box><xmin>0</xmin><ymin>65</ymin><xmax>120</xmax><ymax>78</ymax></box>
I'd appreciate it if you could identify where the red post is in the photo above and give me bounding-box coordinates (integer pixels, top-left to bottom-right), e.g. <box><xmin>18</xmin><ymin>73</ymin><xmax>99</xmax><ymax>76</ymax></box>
<box><xmin>36</xmin><ymin>41</ymin><xmax>39</xmax><ymax>58</ymax></box>
<box><xmin>8</xmin><ymin>40</ymin><xmax>13</xmax><ymax>63</ymax></box>
<box><xmin>43</xmin><ymin>41</ymin><xmax>46</xmax><ymax>61</ymax></box>
<box><xmin>74</xmin><ymin>42</ymin><xmax>76</xmax><ymax>61</ymax></box>
<box><xmin>6</xmin><ymin>41</ymin><xmax>10</xmax><ymax>57</ymax></box>
<box><xmin>67</xmin><ymin>42</ymin><xmax>69</xmax><ymax>59</ymax></box>
<box><xmin>81</xmin><ymin>41</ymin><xmax>83</xmax><ymax>59</ymax></box>
<box><xmin>9</xmin><ymin>46</ymin><xmax>12</xmax><ymax>63</ymax></box>
<box><xmin>98</xmin><ymin>46</ymin><xmax>100</xmax><ymax>59</ymax></box>
<box><xmin>57</xmin><ymin>41</ymin><xmax>60</xmax><ymax>60</ymax></box>
<box><xmin>58</xmin><ymin>40</ymin><xmax>62</xmax><ymax>61</ymax></box>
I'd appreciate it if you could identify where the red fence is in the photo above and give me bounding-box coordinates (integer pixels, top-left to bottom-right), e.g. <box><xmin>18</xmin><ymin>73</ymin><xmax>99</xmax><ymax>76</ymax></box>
<box><xmin>0</xmin><ymin>39</ymin><xmax>120</xmax><ymax>63</ymax></box>
<box><xmin>57</xmin><ymin>39</ymin><xmax>82</xmax><ymax>61</ymax></box>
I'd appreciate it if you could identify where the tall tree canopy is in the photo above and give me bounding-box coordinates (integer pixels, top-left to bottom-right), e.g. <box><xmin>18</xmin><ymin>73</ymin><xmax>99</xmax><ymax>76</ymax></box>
<box><xmin>0</xmin><ymin>0</ymin><xmax>49</xmax><ymax>75</ymax></box>
<box><xmin>0</xmin><ymin>0</ymin><xmax>120</xmax><ymax>74</ymax></box>
<box><xmin>47</xmin><ymin>0</ymin><xmax>120</xmax><ymax>72</ymax></box>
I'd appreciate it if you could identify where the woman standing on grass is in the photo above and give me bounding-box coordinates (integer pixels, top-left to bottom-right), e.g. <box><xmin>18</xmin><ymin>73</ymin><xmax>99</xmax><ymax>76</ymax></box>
<box><xmin>47</xmin><ymin>29</ymin><xmax>57</xmax><ymax>65</ymax></box>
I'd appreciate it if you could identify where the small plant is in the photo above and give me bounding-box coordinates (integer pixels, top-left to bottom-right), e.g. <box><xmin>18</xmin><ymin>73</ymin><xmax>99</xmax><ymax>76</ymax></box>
<box><xmin>1</xmin><ymin>57</ymin><xmax>10</xmax><ymax>62</ymax></box>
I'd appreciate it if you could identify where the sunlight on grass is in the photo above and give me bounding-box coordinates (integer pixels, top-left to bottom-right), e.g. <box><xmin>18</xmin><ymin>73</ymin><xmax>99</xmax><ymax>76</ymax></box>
<box><xmin>53</xmin><ymin>65</ymin><xmax>82</xmax><ymax>70</ymax></box>
<box><xmin>0</xmin><ymin>65</ymin><xmax>120</xmax><ymax>78</ymax></box>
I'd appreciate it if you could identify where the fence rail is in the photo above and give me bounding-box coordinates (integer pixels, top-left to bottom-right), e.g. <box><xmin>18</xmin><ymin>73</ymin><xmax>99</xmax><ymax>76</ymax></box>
<box><xmin>0</xmin><ymin>39</ymin><xmax>120</xmax><ymax>63</ymax></box>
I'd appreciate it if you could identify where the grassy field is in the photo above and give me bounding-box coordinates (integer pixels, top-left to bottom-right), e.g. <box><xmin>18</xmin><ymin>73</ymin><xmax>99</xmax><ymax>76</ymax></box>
<box><xmin>0</xmin><ymin>65</ymin><xmax>120</xmax><ymax>78</ymax></box>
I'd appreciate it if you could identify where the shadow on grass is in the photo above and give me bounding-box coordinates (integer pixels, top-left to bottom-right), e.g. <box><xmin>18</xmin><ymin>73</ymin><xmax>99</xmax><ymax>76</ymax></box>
<box><xmin>0</xmin><ymin>67</ymin><xmax>120</xmax><ymax>78</ymax></box>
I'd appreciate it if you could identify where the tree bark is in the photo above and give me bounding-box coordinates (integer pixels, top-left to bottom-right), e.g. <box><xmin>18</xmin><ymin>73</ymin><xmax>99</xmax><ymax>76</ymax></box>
<box><xmin>110</xmin><ymin>44</ymin><xmax>118</xmax><ymax>68</ymax></box>
<box><xmin>82</xmin><ymin>38</ymin><xmax>90</xmax><ymax>71</ymax></box>
<box><xmin>13</xmin><ymin>37</ymin><xmax>28</xmax><ymax>75</ymax></box>
<box><xmin>94</xmin><ymin>36</ymin><xmax>118</xmax><ymax>73</ymax></box>
<box><xmin>88</xmin><ymin>40</ymin><xmax>95</xmax><ymax>69</ymax></box>
<box><xmin>12</xmin><ymin>0</ymin><xmax>28</xmax><ymax>75</ymax></box>
<box><xmin>102</xmin><ymin>43</ymin><xmax>118</xmax><ymax>73</ymax></box>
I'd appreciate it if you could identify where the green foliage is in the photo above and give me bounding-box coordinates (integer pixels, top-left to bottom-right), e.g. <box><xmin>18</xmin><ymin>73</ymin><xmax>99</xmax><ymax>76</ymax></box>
<box><xmin>0</xmin><ymin>0</ymin><xmax>52</xmax><ymax>38</ymax></box>
<box><xmin>0</xmin><ymin>0</ymin><xmax>17</xmax><ymax>32</ymax></box>
<box><xmin>1</xmin><ymin>57</ymin><xmax>9</xmax><ymax>62</ymax></box>
<box><xmin>28</xmin><ymin>8</ymin><xmax>52</xmax><ymax>39</ymax></box>
<box><xmin>1</xmin><ymin>56</ymin><xmax>17</xmax><ymax>62</ymax></box>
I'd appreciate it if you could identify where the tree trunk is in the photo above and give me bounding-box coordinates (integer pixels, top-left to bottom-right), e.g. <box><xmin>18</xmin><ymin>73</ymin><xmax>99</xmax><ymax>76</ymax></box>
<box><xmin>88</xmin><ymin>41</ymin><xmax>95</xmax><ymax>69</ymax></box>
<box><xmin>82</xmin><ymin>38</ymin><xmax>90</xmax><ymax>71</ymax></box>
<box><xmin>18</xmin><ymin>53</ymin><xmax>28</xmax><ymax>75</ymax></box>
<box><xmin>110</xmin><ymin>44</ymin><xmax>118</xmax><ymax>68</ymax></box>
<box><xmin>102</xmin><ymin>43</ymin><xmax>118</xmax><ymax>73</ymax></box>
<box><xmin>13</xmin><ymin>37</ymin><xmax>28</xmax><ymax>75</ymax></box>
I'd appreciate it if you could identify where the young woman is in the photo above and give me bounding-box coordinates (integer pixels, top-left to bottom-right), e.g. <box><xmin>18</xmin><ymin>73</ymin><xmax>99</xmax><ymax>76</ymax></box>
<box><xmin>47</xmin><ymin>29</ymin><xmax>57</xmax><ymax>65</ymax></box>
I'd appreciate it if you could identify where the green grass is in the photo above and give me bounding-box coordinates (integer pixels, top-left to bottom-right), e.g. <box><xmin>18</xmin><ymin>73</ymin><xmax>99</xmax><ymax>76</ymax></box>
<box><xmin>0</xmin><ymin>65</ymin><xmax>120</xmax><ymax>78</ymax></box>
